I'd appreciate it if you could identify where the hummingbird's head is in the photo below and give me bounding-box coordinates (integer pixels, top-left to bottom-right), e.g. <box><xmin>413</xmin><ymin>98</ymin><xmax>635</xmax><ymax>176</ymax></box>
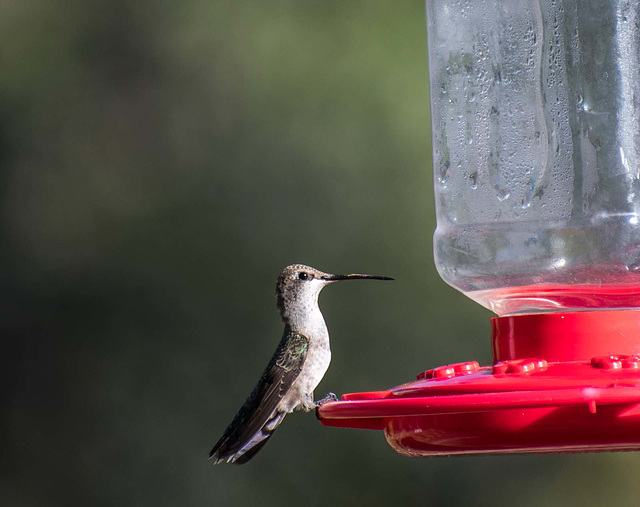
<box><xmin>275</xmin><ymin>264</ymin><xmax>393</xmax><ymax>322</ymax></box>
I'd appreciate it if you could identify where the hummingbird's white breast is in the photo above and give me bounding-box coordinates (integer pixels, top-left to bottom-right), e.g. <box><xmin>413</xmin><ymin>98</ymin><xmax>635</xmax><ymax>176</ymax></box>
<box><xmin>282</xmin><ymin>300</ymin><xmax>331</xmax><ymax>412</ymax></box>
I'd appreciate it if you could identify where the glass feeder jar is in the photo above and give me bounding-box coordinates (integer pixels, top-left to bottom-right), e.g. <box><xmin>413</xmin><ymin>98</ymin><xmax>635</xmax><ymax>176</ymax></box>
<box><xmin>428</xmin><ymin>0</ymin><xmax>640</xmax><ymax>315</ymax></box>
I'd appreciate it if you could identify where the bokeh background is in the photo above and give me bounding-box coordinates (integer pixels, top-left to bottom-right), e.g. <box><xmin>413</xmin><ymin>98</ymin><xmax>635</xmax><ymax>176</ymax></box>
<box><xmin>3</xmin><ymin>1</ymin><xmax>640</xmax><ymax>505</ymax></box>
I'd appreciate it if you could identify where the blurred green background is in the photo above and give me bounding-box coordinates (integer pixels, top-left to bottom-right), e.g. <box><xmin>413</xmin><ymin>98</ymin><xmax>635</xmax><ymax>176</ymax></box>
<box><xmin>3</xmin><ymin>1</ymin><xmax>640</xmax><ymax>505</ymax></box>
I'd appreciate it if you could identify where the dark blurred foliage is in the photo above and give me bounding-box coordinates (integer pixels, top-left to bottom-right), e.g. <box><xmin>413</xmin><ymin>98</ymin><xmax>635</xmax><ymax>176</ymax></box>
<box><xmin>2</xmin><ymin>1</ymin><xmax>640</xmax><ymax>506</ymax></box>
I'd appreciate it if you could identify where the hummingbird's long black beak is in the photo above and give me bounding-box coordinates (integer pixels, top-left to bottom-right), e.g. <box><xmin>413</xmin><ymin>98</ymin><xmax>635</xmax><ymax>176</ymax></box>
<box><xmin>321</xmin><ymin>273</ymin><xmax>394</xmax><ymax>282</ymax></box>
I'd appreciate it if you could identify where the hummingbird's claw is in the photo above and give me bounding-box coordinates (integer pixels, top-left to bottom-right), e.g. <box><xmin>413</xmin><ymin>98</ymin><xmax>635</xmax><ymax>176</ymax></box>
<box><xmin>314</xmin><ymin>393</ymin><xmax>338</xmax><ymax>420</ymax></box>
<box><xmin>315</xmin><ymin>392</ymin><xmax>339</xmax><ymax>407</ymax></box>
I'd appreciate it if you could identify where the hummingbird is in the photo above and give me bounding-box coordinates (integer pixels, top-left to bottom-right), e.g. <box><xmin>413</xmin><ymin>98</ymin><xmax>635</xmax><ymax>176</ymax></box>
<box><xmin>209</xmin><ymin>263</ymin><xmax>393</xmax><ymax>465</ymax></box>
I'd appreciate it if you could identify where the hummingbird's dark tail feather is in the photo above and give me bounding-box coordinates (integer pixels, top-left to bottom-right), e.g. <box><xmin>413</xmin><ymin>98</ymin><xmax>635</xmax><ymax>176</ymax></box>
<box><xmin>232</xmin><ymin>438</ymin><xmax>271</xmax><ymax>465</ymax></box>
<box><xmin>209</xmin><ymin>408</ymin><xmax>287</xmax><ymax>465</ymax></box>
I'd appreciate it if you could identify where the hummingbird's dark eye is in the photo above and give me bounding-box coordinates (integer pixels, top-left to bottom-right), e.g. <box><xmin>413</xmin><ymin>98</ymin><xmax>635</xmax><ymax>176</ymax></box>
<box><xmin>298</xmin><ymin>272</ymin><xmax>309</xmax><ymax>280</ymax></box>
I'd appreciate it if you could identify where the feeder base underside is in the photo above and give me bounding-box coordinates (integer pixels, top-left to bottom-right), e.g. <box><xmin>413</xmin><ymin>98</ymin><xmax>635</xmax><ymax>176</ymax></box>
<box><xmin>384</xmin><ymin>404</ymin><xmax>640</xmax><ymax>457</ymax></box>
<box><xmin>317</xmin><ymin>356</ymin><xmax>640</xmax><ymax>456</ymax></box>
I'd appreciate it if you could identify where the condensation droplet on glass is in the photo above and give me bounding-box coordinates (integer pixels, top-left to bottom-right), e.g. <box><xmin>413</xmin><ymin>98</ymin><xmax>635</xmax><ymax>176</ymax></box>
<box><xmin>469</xmin><ymin>172</ymin><xmax>478</xmax><ymax>189</ymax></box>
<box><xmin>594</xmin><ymin>138</ymin><xmax>602</xmax><ymax>151</ymax></box>
<box><xmin>496</xmin><ymin>188</ymin><xmax>511</xmax><ymax>202</ymax></box>
<box><xmin>627</xmin><ymin>260</ymin><xmax>640</xmax><ymax>272</ymax></box>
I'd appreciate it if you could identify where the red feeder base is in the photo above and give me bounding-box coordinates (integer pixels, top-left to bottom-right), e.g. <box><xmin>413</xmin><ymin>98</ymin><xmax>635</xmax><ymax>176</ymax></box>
<box><xmin>317</xmin><ymin>310</ymin><xmax>640</xmax><ymax>456</ymax></box>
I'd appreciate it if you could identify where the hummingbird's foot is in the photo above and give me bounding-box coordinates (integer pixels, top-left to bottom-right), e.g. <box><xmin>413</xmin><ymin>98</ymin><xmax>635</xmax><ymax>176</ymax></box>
<box><xmin>314</xmin><ymin>392</ymin><xmax>338</xmax><ymax>407</ymax></box>
<box><xmin>314</xmin><ymin>393</ymin><xmax>338</xmax><ymax>420</ymax></box>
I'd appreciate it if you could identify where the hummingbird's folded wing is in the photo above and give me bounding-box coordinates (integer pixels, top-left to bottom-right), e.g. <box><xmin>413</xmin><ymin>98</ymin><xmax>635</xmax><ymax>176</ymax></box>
<box><xmin>209</xmin><ymin>329</ymin><xmax>310</xmax><ymax>463</ymax></box>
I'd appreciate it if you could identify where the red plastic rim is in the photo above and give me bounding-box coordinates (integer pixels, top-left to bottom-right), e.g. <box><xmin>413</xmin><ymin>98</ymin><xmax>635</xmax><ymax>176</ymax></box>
<box><xmin>317</xmin><ymin>310</ymin><xmax>640</xmax><ymax>456</ymax></box>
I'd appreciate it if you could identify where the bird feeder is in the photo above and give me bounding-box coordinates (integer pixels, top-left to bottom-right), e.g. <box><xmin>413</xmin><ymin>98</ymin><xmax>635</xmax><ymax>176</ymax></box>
<box><xmin>317</xmin><ymin>0</ymin><xmax>640</xmax><ymax>456</ymax></box>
